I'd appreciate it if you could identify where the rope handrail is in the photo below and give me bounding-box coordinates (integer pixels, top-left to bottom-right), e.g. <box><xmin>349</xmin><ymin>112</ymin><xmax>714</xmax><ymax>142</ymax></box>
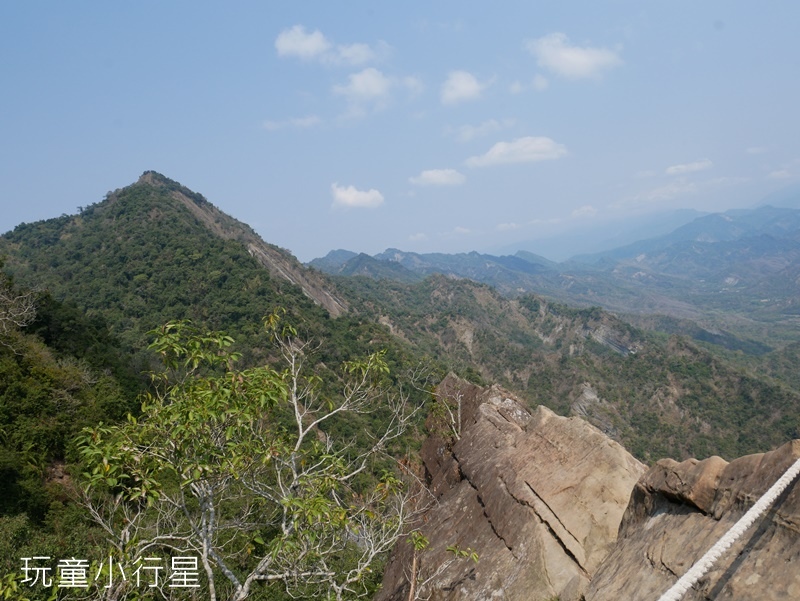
<box><xmin>657</xmin><ymin>454</ymin><xmax>800</xmax><ymax>601</ymax></box>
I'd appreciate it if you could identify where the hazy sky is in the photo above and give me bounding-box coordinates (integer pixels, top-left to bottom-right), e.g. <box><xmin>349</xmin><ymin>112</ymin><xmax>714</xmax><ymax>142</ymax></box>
<box><xmin>1</xmin><ymin>2</ymin><xmax>798</xmax><ymax>261</ymax></box>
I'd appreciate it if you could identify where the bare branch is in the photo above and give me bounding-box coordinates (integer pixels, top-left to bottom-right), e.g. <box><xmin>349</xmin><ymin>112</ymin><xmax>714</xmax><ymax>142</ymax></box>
<box><xmin>78</xmin><ymin>321</ymin><xmax>431</xmax><ymax>601</ymax></box>
<box><xmin>0</xmin><ymin>283</ymin><xmax>36</xmax><ymax>335</ymax></box>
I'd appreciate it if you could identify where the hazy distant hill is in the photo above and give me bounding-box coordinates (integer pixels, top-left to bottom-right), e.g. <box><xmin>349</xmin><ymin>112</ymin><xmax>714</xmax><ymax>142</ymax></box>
<box><xmin>307</xmin><ymin>248</ymin><xmax>358</xmax><ymax>272</ymax></box>
<box><xmin>4</xmin><ymin>171</ymin><xmax>798</xmax><ymax>464</ymax></box>
<box><xmin>313</xmin><ymin>248</ymin><xmax>562</xmax><ymax>296</ymax></box>
<box><xmin>310</xmin><ymin>251</ymin><xmax>423</xmax><ymax>283</ymax></box>
<box><xmin>494</xmin><ymin>208</ymin><xmax>707</xmax><ymax>261</ymax></box>
<box><xmin>312</xmin><ymin>205</ymin><xmax>800</xmax><ymax>348</ymax></box>
<box><xmin>575</xmin><ymin>205</ymin><xmax>800</xmax><ymax>263</ymax></box>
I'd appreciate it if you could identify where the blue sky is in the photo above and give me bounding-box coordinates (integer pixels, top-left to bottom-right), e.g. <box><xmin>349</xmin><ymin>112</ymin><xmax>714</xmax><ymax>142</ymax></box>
<box><xmin>1</xmin><ymin>2</ymin><xmax>798</xmax><ymax>261</ymax></box>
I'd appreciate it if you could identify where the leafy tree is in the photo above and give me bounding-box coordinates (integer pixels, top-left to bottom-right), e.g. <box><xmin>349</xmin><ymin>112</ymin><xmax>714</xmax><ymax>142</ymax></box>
<box><xmin>77</xmin><ymin>314</ymin><xmax>424</xmax><ymax>600</ymax></box>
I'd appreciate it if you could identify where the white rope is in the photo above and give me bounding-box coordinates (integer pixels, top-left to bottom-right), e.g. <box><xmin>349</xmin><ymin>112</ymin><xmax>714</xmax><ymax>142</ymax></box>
<box><xmin>657</xmin><ymin>454</ymin><xmax>800</xmax><ymax>601</ymax></box>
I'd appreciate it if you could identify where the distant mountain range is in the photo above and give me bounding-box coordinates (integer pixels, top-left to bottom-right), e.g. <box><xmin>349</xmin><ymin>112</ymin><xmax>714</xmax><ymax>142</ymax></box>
<box><xmin>493</xmin><ymin>208</ymin><xmax>708</xmax><ymax>261</ymax></box>
<box><xmin>310</xmin><ymin>205</ymin><xmax>800</xmax><ymax>346</ymax></box>
<box><xmin>3</xmin><ymin>171</ymin><xmax>800</xmax><ymax>463</ymax></box>
<box><xmin>4</xmin><ymin>171</ymin><xmax>800</xmax><ymax>597</ymax></box>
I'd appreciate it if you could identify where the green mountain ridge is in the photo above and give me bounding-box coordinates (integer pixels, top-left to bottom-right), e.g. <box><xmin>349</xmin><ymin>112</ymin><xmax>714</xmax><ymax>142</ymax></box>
<box><xmin>4</xmin><ymin>173</ymin><xmax>799</xmax><ymax>464</ymax></box>
<box><xmin>311</xmin><ymin>205</ymin><xmax>800</xmax><ymax>349</ymax></box>
<box><xmin>333</xmin><ymin>273</ymin><xmax>800</xmax><ymax>461</ymax></box>
<box><xmin>3</xmin><ymin>172</ymin><xmax>800</xmax><ymax>599</ymax></box>
<box><xmin>1</xmin><ymin>172</ymin><xmax>349</xmax><ymax>354</ymax></box>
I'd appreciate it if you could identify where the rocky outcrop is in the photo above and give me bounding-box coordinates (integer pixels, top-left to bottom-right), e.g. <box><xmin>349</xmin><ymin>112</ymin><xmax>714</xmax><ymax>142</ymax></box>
<box><xmin>244</xmin><ymin>242</ymin><xmax>348</xmax><ymax>317</ymax></box>
<box><xmin>376</xmin><ymin>374</ymin><xmax>646</xmax><ymax>601</ymax></box>
<box><xmin>586</xmin><ymin>440</ymin><xmax>800</xmax><ymax>601</ymax></box>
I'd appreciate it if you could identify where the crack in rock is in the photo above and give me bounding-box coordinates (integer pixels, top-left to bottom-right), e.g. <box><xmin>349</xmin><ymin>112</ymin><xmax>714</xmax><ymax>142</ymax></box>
<box><xmin>517</xmin><ymin>480</ymin><xmax>590</xmax><ymax>578</ymax></box>
<box><xmin>456</xmin><ymin>461</ymin><xmax>519</xmax><ymax>560</ymax></box>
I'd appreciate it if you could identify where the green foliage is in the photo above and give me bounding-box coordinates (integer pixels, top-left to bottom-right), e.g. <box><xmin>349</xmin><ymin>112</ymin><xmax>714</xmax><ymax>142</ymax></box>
<box><xmin>0</xmin><ymin>266</ymin><xmax>140</xmax><ymax>597</ymax></box>
<box><xmin>27</xmin><ymin>293</ymin><xmax>145</xmax><ymax>399</ymax></box>
<box><xmin>0</xmin><ymin>178</ymin><xmax>322</xmax><ymax>362</ymax></box>
<box><xmin>518</xmin><ymin>295</ymin><xmax>541</xmax><ymax>314</ymax></box>
<box><xmin>75</xmin><ymin>317</ymin><xmax>419</xmax><ymax>600</ymax></box>
<box><xmin>407</xmin><ymin>530</ymin><xmax>429</xmax><ymax>552</ymax></box>
<box><xmin>0</xmin><ymin>174</ymin><xmax>426</xmax><ymax>413</ymax></box>
<box><xmin>445</xmin><ymin>545</ymin><xmax>479</xmax><ymax>564</ymax></box>
<box><xmin>0</xmin><ymin>319</ymin><xmax>132</xmax><ymax>520</ymax></box>
<box><xmin>334</xmin><ymin>273</ymin><xmax>800</xmax><ymax>462</ymax></box>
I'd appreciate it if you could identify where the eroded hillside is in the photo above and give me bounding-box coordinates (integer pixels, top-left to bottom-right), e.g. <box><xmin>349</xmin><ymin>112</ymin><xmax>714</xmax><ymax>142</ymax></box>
<box><xmin>337</xmin><ymin>275</ymin><xmax>800</xmax><ymax>461</ymax></box>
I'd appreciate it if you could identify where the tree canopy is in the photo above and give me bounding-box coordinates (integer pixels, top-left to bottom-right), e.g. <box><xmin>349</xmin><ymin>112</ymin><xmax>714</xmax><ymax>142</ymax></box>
<box><xmin>76</xmin><ymin>314</ymin><xmax>424</xmax><ymax>600</ymax></box>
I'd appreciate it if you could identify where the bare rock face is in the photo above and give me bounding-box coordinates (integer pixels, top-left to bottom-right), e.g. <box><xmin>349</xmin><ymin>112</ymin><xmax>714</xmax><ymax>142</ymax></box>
<box><xmin>376</xmin><ymin>374</ymin><xmax>645</xmax><ymax>601</ymax></box>
<box><xmin>585</xmin><ymin>440</ymin><xmax>800</xmax><ymax>601</ymax></box>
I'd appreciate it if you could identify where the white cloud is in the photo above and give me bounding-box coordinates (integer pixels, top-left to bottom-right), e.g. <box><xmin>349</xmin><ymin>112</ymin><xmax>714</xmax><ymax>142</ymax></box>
<box><xmin>746</xmin><ymin>146</ymin><xmax>768</xmax><ymax>155</ymax></box>
<box><xmin>526</xmin><ymin>32</ymin><xmax>622</xmax><ymax>79</ymax></box>
<box><xmin>665</xmin><ymin>159</ymin><xmax>713</xmax><ymax>175</ymax></box>
<box><xmin>635</xmin><ymin>181</ymin><xmax>699</xmax><ymax>205</ymax></box>
<box><xmin>331</xmin><ymin>183</ymin><xmax>384</xmax><ymax>209</ymax></box>
<box><xmin>275</xmin><ymin>25</ymin><xmax>385</xmax><ymax>66</ymax></box>
<box><xmin>769</xmin><ymin>169</ymin><xmax>792</xmax><ymax>179</ymax></box>
<box><xmin>509</xmin><ymin>80</ymin><xmax>524</xmax><ymax>94</ymax></box>
<box><xmin>571</xmin><ymin>205</ymin><xmax>598</xmax><ymax>218</ymax></box>
<box><xmin>440</xmin><ymin>70</ymin><xmax>488</xmax><ymax>105</ymax></box>
<box><xmin>450</xmin><ymin>118</ymin><xmax>515</xmax><ymax>142</ymax></box>
<box><xmin>262</xmin><ymin>115</ymin><xmax>321</xmax><ymax>131</ymax></box>
<box><xmin>465</xmin><ymin>136</ymin><xmax>568</xmax><ymax>167</ymax></box>
<box><xmin>532</xmin><ymin>74</ymin><xmax>550</xmax><ymax>91</ymax></box>
<box><xmin>333</xmin><ymin>68</ymin><xmax>392</xmax><ymax>114</ymax></box>
<box><xmin>275</xmin><ymin>25</ymin><xmax>331</xmax><ymax>60</ymax></box>
<box><xmin>453</xmin><ymin>226</ymin><xmax>471</xmax><ymax>235</ymax></box>
<box><xmin>336</xmin><ymin>43</ymin><xmax>376</xmax><ymax>65</ymax></box>
<box><xmin>409</xmin><ymin>232</ymin><xmax>427</xmax><ymax>241</ymax></box>
<box><xmin>496</xmin><ymin>222</ymin><xmax>521</xmax><ymax>231</ymax></box>
<box><xmin>402</xmin><ymin>76</ymin><xmax>425</xmax><ymax>97</ymax></box>
<box><xmin>409</xmin><ymin>169</ymin><xmax>466</xmax><ymax>186</ymax></box>
<box><xmin>334</xmin><ymin>67</ymin><xmax>391</xmax><ymax>100</ymax></box>
<box><xmin>333</xmin><ymin>69</ymin><xmax>420</xmax><ymax>116</ymax></box>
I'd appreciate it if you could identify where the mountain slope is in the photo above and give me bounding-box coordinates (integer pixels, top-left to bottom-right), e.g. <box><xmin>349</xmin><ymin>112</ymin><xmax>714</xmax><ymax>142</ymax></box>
<box><xmin>0</xmin><ymin>172</ymin><xmax>433</xmax><ymax>461</ymax></box>
<box><xmin>577</xmin><ymin>205</ymin><xmax>800</xmax><ymax>263</ymax></box>
<box><xmin>312</xmin><ymin>205</ymin><xmax>800</xmax><ymax>348</ymax></box>
<box><xmin>0</xmin><ymin>172</ymin><xmax>351</xmax><ymax>356</ymax></box>
<box><xmin>309</xmin><ymin>251</ymin><xmax>423</xmax><ymax>283</ymax></box>
<box><xmin>136</xmin><ymin>171</ymin><xmax>348</xmax><ymax>316</ymax></box>
<box><xmin>335</xmin><ymin>274</ymin><xmax>800</xmax><ymax>461</ymax></box>
<box><xmin>4</xmin><ymin>172</ymin><xmax>798</xmax><ymax>464</ymax></box>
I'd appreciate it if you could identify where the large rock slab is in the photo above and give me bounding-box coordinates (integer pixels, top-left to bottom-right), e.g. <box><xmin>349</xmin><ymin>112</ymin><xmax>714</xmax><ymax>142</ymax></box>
<box><xmin>376</xmin><ymin>374</ymin><xmax>645</xmax><ymax>601</ymax></box>
<box><xmin>586</xmin><ymin>439</ymin><xmax>800</xmax><ymax>600</ymax></box>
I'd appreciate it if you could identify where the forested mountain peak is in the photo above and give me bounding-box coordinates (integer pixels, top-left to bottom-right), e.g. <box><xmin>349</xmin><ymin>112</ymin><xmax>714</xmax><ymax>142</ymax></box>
<box><xmin>0</xmin><ymin>173</ymin><xmax>352</xmax><ymax>361</ymax></box>
<box><xmin>4</xmin><ymin>172</ymin><xmax>799</xmax><ymax>464</ymax></box>
<box><xmin>130</xmin><ymin>171</ymin><xmax>350</xmax><ymax>317</ymax></box>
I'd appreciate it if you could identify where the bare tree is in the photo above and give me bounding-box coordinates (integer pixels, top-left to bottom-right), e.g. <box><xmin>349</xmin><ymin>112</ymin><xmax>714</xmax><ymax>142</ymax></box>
<box><xmin>0</xmin><ymin>274</ymin><xmax>36</xmax><ymax>337</ymax></box>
